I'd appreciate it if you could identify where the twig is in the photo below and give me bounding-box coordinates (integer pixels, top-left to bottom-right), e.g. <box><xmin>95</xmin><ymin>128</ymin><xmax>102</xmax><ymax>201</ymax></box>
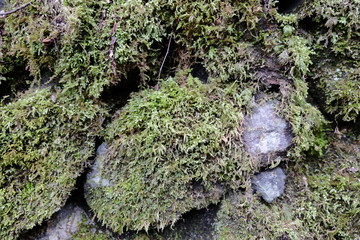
<box><xmin>109</xmin><ymin>22</ymin><xmax>118</xmax><ymax>78</ymax></box>
<box><xmin>158</xmin><ymin>37</ymin><xmax>172</xmax><ymax>79</ymax></box>
<box><xmin>109</xmin><ymin>36</ymin><xmax>117</xmax><ymax>78</ymax></box>
<box><xmin>0</xmin><ymin>1</ymin><xmax>32</xmax><ymax>18</ymax></box>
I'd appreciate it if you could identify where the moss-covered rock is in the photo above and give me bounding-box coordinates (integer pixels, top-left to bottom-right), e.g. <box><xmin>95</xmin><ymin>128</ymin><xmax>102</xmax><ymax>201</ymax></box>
<box><xmin>85</xmin><ymin>75</ymin><xmax>256</xmax><ymax>233</ymax></box>
<box><xmin>0</xmin><ymin>0</ymin><xmax>166</xmax><ymax>98</ymax></box>
<box><xmin>84</xmin><ymin>69</ymin><xmax>327</xmax><ymax>234</ymax></box>
<box><xmin>1</xmin><ymin>0</ymin><xmax>355</xmax><ymax>238</ymax></box>
<box><xmin>214</xmin><ymin>135</ymin><xmax>360</xmax><ymax>239</ymax></box>
<box><xmin>0</xmin><ymin>88</ymin><xmax>105</xmax><ymax>239</ymax></box>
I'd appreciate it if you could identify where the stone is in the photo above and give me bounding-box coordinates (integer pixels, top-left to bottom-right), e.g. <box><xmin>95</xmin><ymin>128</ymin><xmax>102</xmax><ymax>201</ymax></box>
<box><xmin>243</xmin><ymin>102</ymin><xmax>293</xmax><ymax>156</ymax></box>
<box><xmin>252</xmin><ymin>167</ymin><xmax>286</xmax><ymax>203</ymax></box>
<box><xmin>85</xmin><ymin>143</ymin><xmax>111</xmax><ymax>190</ymax></box>
<box><xmin>33</xmin><ymin>203</ymin><xmax>111</xmax><ymax>240</ymax></box>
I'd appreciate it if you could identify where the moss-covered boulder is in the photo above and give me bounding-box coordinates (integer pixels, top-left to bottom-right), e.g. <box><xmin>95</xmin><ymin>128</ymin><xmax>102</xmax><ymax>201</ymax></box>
<box><xmin>85</xmin><ymin>75</ymin><xmax>255</xmax><ymax>233</ymax></box>
<box><xmin>84</xmin><ymin>69</ymin><xmax>326</xmax><ymax>234</ymax></box>
<box><xmin>214</xmin><ymin>135</ymin><xmax>360</xmax><ymax>239</ymax></box>
<box><xmin>0</xmin><ymin>88</ymin><xmax>104</xmax><ymax>239</ymax></box>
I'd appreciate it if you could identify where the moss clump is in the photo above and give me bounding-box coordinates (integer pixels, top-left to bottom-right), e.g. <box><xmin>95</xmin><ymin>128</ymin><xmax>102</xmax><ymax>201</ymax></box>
<box><xmin>1</xmin><ymin>0</ymin><xmax>166</xmax><ymax>98</ymax></box>
<box><xmin>315</xmin><ymin>62</ymin><xmax>360</xmax><ymax>122</ymax></box>
<box><xmin>0</xmin><ymin>88</ymin><xmax>105</xmax><ymax>239</ymax></box>
<box><xmin>302</xmin><ymin>0</ymin><xmax>360</xmax><ymax>59</ymax></box>
<box><xmin>214</xmin><ymin>135</ymin><xmax>360</xmax><ymax>239</ymax></box>
<box><xmin>283</xmin><ymin>78</ymin><xmax>328</xmax><ymax>157</ymax></box>
<box><xmin>85</xmin><ymin>74</ymin><xmax>258</xmax><ymax>234</ymax></box>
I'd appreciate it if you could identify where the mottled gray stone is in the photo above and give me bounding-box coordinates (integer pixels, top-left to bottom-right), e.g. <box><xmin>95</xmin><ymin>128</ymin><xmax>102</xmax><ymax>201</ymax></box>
<box><xmin>85</xmin><ymin>143</ymin><xmax>111</xmax><ymax>189</ymax></box>
<box><xmin>36</xmin><ymin>204</ymin><xmax>90</xmax><ymax>240</ymax></box>
<box><xmin>252</xmin><ymin>167</ymin><xmax>286</xmax><ymax>203</ymax></box>
<box><xmin>243</xmin><ymin>102</ymin><xmax>293</xmax><ymax>156</ymax></box>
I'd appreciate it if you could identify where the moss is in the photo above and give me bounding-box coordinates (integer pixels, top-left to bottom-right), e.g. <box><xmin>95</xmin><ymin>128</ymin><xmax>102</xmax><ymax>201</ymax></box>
<box><xmin>85</xmin><ymin>74</ymin><xmax>258</xmax><ymax>234</ymax></box>
<box><xmin>1</xmin><ymin>0</ymin><xmax>353</xmax><ymax>237</ymax></box>
<box><xmin>0</xmin><ymin>88</ymin><xmax>105</xmax><ymax>239</ymax></box>
<box><xmin>314</xmin><ymin>62</ymin><xmax>360</xmax><ymax>122</ymax></box>
<box><xmin>214</xmin><ymin>135</ymin><xmax>360</xmax><ymax>239</ymax></box>
<box><xmin>1</xmin><ymin>0</ymin><xmax>166</xmax><ymax>97</ymax></box>
<box><xmin>283</xmin><ymin>77</ymin><xmax>328</xmax><ymax>157</ymax></box>
<box><xmin>301</xmin><ymin>0</ymin><xmax>360</xmax><ymax>59</ymax></box>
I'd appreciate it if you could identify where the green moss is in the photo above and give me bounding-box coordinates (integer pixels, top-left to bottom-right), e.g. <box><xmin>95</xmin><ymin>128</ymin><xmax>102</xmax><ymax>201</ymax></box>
<box><xmin>316</xmin><ymin>62</ymin><xmax>360</xmax><ymax>122</ymax></box>
<box><xmin>283</xmin><ymin>78</ymin><xmax>328</xmax><ymax>157</ymax></box>
<box><xmin>85</xmin><ymin>74</ymin><xmax>257</xmax><ymax>234</ymax></box>
<box><xmin>302</xmin><ymin>0</ymin><xmax>360</xmax><ymax>59</ymax></box>
<box><xmin>214</xmin><ymin>136</ymin><xmax>360</xmax><ymax>239</ymax></box>
<box><xmin>2</xmin><ymin>0</ymin><xmax>352</xmax><ymax>237</ymax></box>
<box><xmin>0</xmin><ymin>88</ymin><xmax>105</xmax><ymax>239</ymax></box>
<box><xmin>1</xmin><ymin>0</ymin><xmax>166</xmax><ymax>97</ymax></box>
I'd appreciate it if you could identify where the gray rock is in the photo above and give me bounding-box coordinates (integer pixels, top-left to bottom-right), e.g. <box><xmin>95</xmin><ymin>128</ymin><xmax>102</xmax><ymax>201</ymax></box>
<box><xmin>37</xmin><ymin>204</ymin><xmax>83</xmax><ymax>240</ymax></box>
<box><xmin>243</xmin><ymin>102</ymin><xmax>293</xmax><ymax>156</ymax></box>
<box><xmin>85</xmin><ymin>143</ymin><xmax>111</xmax><ymax>189</ymax></box>
<box><xmin>252</xmin><ymin>167</ymin><xmax>286</xmax><ymax>203</ymax></box>
<box><xmin>34</xmin><ymin>204</ymin><xmax>105</xmax><ymax>240</ymax></box>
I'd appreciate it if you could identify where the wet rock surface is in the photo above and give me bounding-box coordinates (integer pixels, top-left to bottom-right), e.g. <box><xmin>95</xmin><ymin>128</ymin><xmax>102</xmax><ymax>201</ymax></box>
<box><xmin>252</xmin><ymin>167</ymin><xmax>286</xmax><ymax>203</ymax></box>
<box><xmin>243</xmin><ymin>102</ymin><xmax>293</xmax><ymax>157</ymax></box>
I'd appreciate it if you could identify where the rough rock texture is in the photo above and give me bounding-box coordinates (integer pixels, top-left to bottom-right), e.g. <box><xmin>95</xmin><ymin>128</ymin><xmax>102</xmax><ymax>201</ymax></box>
<box><xmin>243</xmin><ymin>102</ymin><xmax>293</xmax><ymax>157</ymax></box>
<box><xmin>252</xmin><ymin>167</ymin><xmax>286</xmax><ymax>203</ymax></box>
<box><xmin>32</xmin><ymin>203</ymin><xmax>112</xmax><ymax>240</ymax></box>
<box><xmin>36</xmin><ymin>204</ymin><xmax>85</xmax><ymax>240</ymax></box>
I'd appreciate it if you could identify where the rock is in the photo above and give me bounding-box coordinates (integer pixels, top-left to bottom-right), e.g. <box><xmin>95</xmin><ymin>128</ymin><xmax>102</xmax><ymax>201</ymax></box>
<box><xmin>33</xmin><ymin>203</ymin><xmax>111</xmax><ymax>240</ymax></box>
<box><xmin>251</xmin><ymin>167</ymin><xmax>286</xmax><ymax>203</ymax></box>
<box><xmin>243</xmin><ymin>102</ymin><xmax>293</xmax><ymax>157</ymax></box>
<box><xmin>85</xmin><ymin>143</ymin><xmax>111</xmax><ymax>190</ymax></box>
